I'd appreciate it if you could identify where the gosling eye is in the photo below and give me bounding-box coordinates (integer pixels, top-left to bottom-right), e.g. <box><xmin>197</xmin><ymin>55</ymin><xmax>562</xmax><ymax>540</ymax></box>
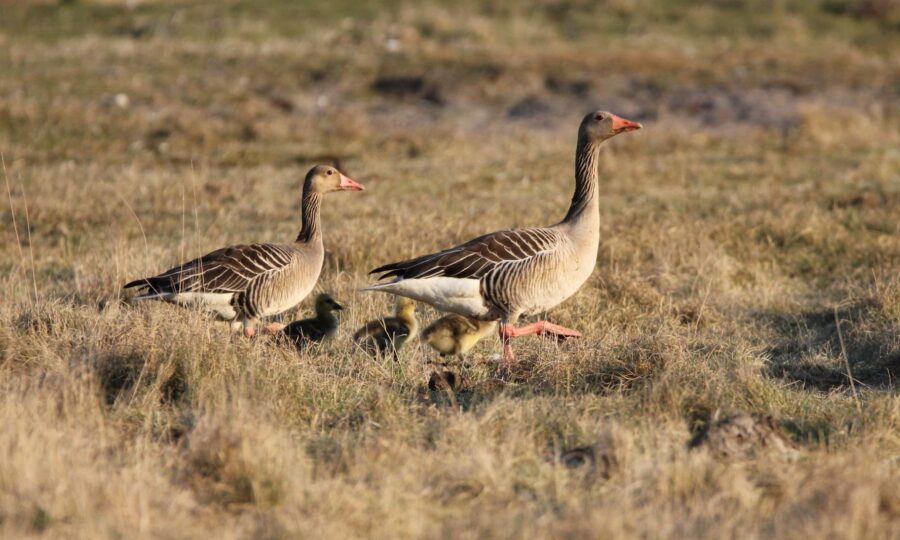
<box><xmin>327</xmin><ymin>170</ymin><xmax>333</xmax><ymax>175</ymax></box>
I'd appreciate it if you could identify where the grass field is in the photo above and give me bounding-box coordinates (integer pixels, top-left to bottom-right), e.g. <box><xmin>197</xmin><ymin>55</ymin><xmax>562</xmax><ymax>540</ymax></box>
<box><xmin>1</xmin><ymin>0</ymin><xmax>898</xmax><ymax>537</ymax></box>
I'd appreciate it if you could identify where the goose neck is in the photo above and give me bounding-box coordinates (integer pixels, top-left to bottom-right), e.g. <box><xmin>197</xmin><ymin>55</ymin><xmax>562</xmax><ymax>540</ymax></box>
<box><xmin>562</xmin><ymin>136</ymin><xmax>601</xmax><ymax>224</ymax></box>
<box><xmin>296</xmin><ymin>191</ymin><xmax>323</xmax><ymax>243</ymax></box>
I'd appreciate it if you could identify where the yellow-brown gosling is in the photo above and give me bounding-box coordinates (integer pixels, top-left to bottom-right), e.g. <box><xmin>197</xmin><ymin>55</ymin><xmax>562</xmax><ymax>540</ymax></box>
<box><xmin>422</xmin><ymin>314</ymin><xmax>497</xmax><ymax>362</ymax></box>
<box><xmin>353</xmin><ymin>296</ymin><xmax>418</xmax><ymax>359</ymax></box>
<box><xmin>278</xmin><ymin>293</ymin><xmax>343</xmax><ymax>349</ymax></box>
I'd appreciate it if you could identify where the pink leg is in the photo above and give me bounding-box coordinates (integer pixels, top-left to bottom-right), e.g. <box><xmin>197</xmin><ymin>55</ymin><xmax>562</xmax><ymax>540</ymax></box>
<box><xmin>498</xmin><ymin>320</ymin><xmax>582</xmax><ymax>366</ymax></box>
<box><xmin>262</xmin><ymin>322</ymin><xmax>286</xmax><ymax>335</ymax></box>
<box><xmin>503</xmin><ymin>321</ymin><xmax>582</xmax><ymax>339</ymax></box>
<box><xmin>499</xmin><ymin>324</ymin><xmax>516</xmax><ymax>365</ymax></box>
<box><xmin>241</xmin><ymin>317</ymin><xmax>257</xmax><ymax>338</ymax></box>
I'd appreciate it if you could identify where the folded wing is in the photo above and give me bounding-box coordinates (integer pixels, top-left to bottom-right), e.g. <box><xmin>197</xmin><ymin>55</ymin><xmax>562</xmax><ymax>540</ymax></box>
<box><xmin>124</xmin><ymin>243</ymin><xmax>295</xmax><ymax>296</ymax></box>
<box><xmin>369</xmin><ymin>228</ymin><xmax>562</xmax><ymax>282</ymax></box>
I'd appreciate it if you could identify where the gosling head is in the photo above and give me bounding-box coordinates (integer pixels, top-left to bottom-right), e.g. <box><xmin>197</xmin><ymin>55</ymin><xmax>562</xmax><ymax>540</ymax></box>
<box><xmin>395</xmin><ymin>296</ymin><xmax>416</xmax><ymax>317</ymax></box>
<box><xmin>314</xmin><ymin>293</ymin><xmax>344</xmax><ymax>315</ymax></box>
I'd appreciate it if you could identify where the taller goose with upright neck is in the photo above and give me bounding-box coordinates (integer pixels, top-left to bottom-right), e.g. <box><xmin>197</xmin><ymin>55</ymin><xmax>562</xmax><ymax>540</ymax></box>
<box><xmin>124</xmin><ymin>165</ymin><xmax>364</xmax><ymax>336</ymax></box>
<box><xmin>365</xmin><ymin>111</ymin><xmax>641</xmax><ymax>363</ymax></box>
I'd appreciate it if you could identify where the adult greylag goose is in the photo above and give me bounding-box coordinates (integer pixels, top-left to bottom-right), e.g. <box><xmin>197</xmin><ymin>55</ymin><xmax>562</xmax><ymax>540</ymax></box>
<box><xmin>422</xmin><ymin>314</ymin><xmax>497</xmax><ymax>361</ymax></box>
<box><xmin>124</xmin><ymin>165</ymin><xmax>364</xmax><ymax>336</ymax></box>
<box><xmin>365</xmin><ymin>111</ymin><xmax>641</xmax><ymax>364</ymax></box>
<box><xmin>278</xmin><ymin>293</ymin><xmax>344</xmax><ymax>349</ymax></box>
<box><xmin>352</xmin><ymin>296</ymin><xmax>418</xmax><ymax>359</ymax></box>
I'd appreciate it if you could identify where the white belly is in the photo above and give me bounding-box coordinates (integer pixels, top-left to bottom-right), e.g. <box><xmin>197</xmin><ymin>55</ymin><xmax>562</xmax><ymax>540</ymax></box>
<box><xmin>365</xmin><ymin>277</ymin><xmax>491</xmax><ymax>319</ymax></box>
<box><xmin>168</xmin><ymin>292</ymin><xmax>238</xmax><ymax>320</ymax></box>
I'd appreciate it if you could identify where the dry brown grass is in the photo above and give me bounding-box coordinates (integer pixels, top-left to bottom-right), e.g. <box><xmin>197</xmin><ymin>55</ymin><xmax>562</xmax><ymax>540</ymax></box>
<box><xmin>0</xmin><ymin>0</ymin><xmax>898</xmax><ymax>538</ymax></box>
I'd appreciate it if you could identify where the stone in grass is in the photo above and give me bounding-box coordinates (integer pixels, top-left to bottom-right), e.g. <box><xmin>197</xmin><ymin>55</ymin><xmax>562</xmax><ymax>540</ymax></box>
<box><xmin>551</xmin><ymin>444</ymin><xmax>618</xmax><ymax>479</ymax></box>
<box><xmin>428</xmin><ymin>370</ymin><xmax>467</xmax><ymax>392</ymax></box>
<box><xmin>689</xmin><ymin>412</ymin><xmax>798</xmax><ymax>460</ymax></box>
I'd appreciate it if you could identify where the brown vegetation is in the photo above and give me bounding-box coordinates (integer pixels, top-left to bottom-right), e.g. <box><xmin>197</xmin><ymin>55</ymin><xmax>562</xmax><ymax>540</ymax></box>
<box><xmin>0</xmin><ymin>0</ymin><xmax>898</xmax><ymax>538</ymax></box>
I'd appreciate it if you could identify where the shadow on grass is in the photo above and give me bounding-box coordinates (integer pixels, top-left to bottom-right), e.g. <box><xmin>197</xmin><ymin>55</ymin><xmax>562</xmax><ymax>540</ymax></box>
<box><xmin>761</xmin><ymin>300</ymin><xmax>899</xmax><ymax>392</ymax></box>
<box><xmin>90</xmin><ymin>349</ymin><xmax>190</xmax><ymax>407</ymax></box>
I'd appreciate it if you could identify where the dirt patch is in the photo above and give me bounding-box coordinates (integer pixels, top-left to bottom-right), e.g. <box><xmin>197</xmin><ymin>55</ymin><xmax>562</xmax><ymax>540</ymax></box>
<box><xmin>507</xmin><ymin>96</ymin><xmax>553</xmax><ymax>120</ymax></box>
<box><xmin>664</xmin><ymin>86</ymin><xmax>802</xmax><ymax>130</ymax></box>
<box><xmin>371</xmin><ymin>75</ymin><xmax>445</xmax><ymax>105</ymax></box>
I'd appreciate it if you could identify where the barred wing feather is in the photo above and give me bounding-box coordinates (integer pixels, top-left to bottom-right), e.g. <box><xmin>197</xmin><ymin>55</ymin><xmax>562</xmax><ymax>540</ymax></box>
<box><xmin>370</xmin><ymin>228</ymin><xmax>562</xmax><ymax>281</ymax></box>
<box><xmin>124</xmin><ymin>243</ymin><xmax>295</xmax><ymax>295</ymax></box>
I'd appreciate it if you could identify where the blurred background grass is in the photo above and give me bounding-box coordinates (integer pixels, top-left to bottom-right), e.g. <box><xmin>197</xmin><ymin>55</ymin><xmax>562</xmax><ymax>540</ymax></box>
<box><xmin>1</xmin><ymin>0</ymin><xmax>897</xmax><ymax>163</ymax></box>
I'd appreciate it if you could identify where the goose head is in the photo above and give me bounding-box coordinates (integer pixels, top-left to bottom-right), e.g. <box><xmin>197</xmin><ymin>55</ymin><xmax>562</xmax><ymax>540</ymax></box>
<box><xmin>580</xmin><ymin>110</ymin><xmax>642</xmax><ymax>143</ymax></box>
<box><xmin>304</xmin><ymin>164</ymin><xmax>365</xmax><ymax>194</ymax></box>
<box><xmin>314</xmin><ymin>293</ymin><xmax>344</xmax><ymax>315</ymax></box>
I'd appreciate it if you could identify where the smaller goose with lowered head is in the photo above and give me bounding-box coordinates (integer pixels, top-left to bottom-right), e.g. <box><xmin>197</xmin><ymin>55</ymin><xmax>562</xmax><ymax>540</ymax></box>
<box><xmin>124</xmin><ymin>165</ymin><xmax>364</xmax><ymax>336</ymax></box>
<box><xmin>365</xmin><ymin>111</ymin><xmax>641</xmax><ymax>365</ymax></box>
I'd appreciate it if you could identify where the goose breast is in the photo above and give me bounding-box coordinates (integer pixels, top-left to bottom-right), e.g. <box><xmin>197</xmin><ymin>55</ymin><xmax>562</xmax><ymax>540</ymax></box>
<box><xmin>244</xmin><ymin>247</ymin><xmax>324</xmax><ymax>318</ymax></box>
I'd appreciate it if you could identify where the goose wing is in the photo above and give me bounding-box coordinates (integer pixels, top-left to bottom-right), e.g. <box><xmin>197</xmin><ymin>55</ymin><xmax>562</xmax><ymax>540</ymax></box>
<box><xmin>124</xmin><ymin>243</ymin><xmax>295</xmax><ymax>296</ymax></box>
<box><xmin>369</xmin><ymin>227</ymin><xmax>562</xmax><ymax>281</ymax></box>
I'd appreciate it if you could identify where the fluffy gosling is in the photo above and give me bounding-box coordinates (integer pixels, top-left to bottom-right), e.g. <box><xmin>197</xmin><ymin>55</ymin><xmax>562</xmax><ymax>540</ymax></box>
<box><xmin>279</xmin><ymin>293</ymin><xmax>344</xmax><ymax>348</ymax></box>
<box><xmin>422</xmin><ymin>314</ymin><xmax>497</xmax><ymax>361</ymax></box>
<box><xmin>353</xmin><ymin>296</ymin><xmax>418</xmax><ymax>359</ymax></box>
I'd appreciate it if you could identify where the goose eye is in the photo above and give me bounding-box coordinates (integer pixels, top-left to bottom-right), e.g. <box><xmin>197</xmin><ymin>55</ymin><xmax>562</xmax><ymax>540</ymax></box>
<box><xmin>595</xmin><ymin>114</ymin><xmax>604</xmax><ymax>121</ymax></box>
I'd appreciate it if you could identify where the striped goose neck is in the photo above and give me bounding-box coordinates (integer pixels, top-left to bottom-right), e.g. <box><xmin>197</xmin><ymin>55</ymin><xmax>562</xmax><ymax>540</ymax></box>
<box><xmin>296</xmin><ymin>191</ymin><xmax>323</xmax><ymax>243</ymax></box>
<box><xmin>562</xmin><ymin>135</ymin><xmax>601</xmax><ymax>224</ymax></box>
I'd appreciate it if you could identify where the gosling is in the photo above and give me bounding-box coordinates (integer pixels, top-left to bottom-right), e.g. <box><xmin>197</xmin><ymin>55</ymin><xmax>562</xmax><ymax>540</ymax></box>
<box><xmin>353</xmin><ymin>296</ymin><xmax>418</xmax><ymax>359</ymax></box>
<box><xmin>422</xmin><ymin>314</ymin><xmax>497</xmax><ymax>362</ymax></box>
<box><xmin>279</xmin><ymin>293</ymin><xmax>344</xmax><ymax>349</ymax></box>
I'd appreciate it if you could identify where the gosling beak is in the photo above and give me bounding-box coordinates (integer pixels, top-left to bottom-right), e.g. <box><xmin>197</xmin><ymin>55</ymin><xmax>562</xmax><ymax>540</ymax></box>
<box><xmin>339</xmin><ymin>174</ymin><xmax>365</xmax><ymax>191</ymax></box>
<box><xmin>331</xmin><ymin>302</ymin><xmax>345</xmax><ymax>311</ymax></box>
<box><xmin>611</xmin><ymin>114</ymin><xmax>642</xmax><ymax>134</ymax></box>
